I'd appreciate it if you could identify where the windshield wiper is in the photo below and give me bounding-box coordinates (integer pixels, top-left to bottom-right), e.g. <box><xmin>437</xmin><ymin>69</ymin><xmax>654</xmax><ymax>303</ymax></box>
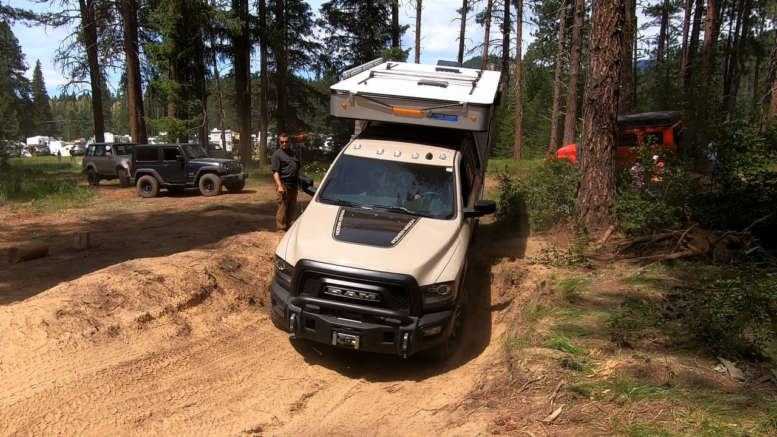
<box><xmin>368</xmin><ymin>204</ymin><xmax>423</xmax><ymax>217</ymax></box>
<box><xmin>321</xmin><ymin>198</ymin><xmax>362</xmax><ymax>208</ymax></box>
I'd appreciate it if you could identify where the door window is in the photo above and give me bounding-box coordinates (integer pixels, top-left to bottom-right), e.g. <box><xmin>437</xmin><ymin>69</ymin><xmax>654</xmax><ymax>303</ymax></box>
<box><xmin>163</xmin><ymin>147</ymin><xmax>181</xmax><ymax>161</ymax></box>
<box><xmin>136</xmin><ymin>148</ymin><xmax>158</xmax><ymax>161</ymax></box>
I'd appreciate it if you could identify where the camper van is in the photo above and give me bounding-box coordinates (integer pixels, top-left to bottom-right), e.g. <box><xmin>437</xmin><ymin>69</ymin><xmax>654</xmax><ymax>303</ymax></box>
<box><xmin>269</xmin><ymin>59</ymin><xmax>501</xmax><ymax>360</ymax></box>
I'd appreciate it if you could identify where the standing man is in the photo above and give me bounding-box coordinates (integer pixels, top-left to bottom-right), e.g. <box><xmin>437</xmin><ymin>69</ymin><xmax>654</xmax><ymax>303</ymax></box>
<box><xmin>271</xmin><ymin>133</ymin><xmax>300</xmax><ymax>232</ymax></box>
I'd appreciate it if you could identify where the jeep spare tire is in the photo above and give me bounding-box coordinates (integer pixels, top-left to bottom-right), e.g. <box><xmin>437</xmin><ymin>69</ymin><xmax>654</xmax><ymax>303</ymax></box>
<box><xmin>225</xmin><ymin>179</ymin><xmax>245</xmax><ymax>193</ymax></box>
<box><xmin>118</xmin><ymin>168</ymin><xmax>130</xmax><ymax>188</ymax></box>
<box><xmin>199</xmin><ymin>173</ymin><xmax>222</xmax><ymax>196</ymax></box>
<box><xmin>137</xmin><ymin>175</ymin><xmax>159</xmax><ymax>198</ymax></box>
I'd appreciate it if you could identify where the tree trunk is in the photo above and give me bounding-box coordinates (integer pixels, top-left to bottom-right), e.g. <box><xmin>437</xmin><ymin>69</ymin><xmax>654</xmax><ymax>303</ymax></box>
<box><xmin>701</xmin><ymin>0</ymin><xmax>719</xmax><ymax>84</ymax></box>
<box><xmin>195</xmin><ymin>31</ymin><xmax>208</xmax><ymax>149</ymax></box>
<box><xmin>679</xmin><ymin>0</ymin><xmax>692</xmax><ymax>93</ymax></box>
<box><xmin>210</xmin><ymin>36</ymin><xmax>227</xmax><ymax>154</ymax></box>
<box><xmin>392</xmin><ymin>0</ymin><xmax>400</xmax><ymax>48</ymax></box>
<box><xmin>501</xmin><ymin>0</ymin><xmax>511</xmax><ymax>90</ymax></box>
<box><xmin>233</xmin><ymin>0</ymin><xmax>251</xmax><ymax>164</ymax></box>
<box><xmin>549</xmin><ymin>0</ymin><xmax>567</xmax><ymax>152</ymax></box>
<box><xmin>657</xmin><ymin>0</ymin><xmax>669</xmax><ymax>64</ymax></box>
<box><xmin>415</xmin><ymin>0</ymin><xmax>422</xmax><ymax>63</ymax></box>
<box><xmin>79</xmin><ymin>0</ymin><xmax>105</xmax><ymax>143</ymax></box>
<box><xmin>619</xmin><ymin>0</ymin><xmax>635</xmax><ymax>113</ymax></box>
<box><xmin>576</xmin><ymin>0</ymin><xmax>624</xmax><ymax>229</ymax></box>
<box><xmin>514</xmin><ymin>0</ymin><xmax>523</xmax><ymax>160</ymax></box>
<box><xmin>119</xmin><ymin>0</ymin><xmax>146</xmax><ymax>144</ymax></box>
<box><xmin>458</xmin><ymin>0</ymin><xmax>468</xmax><ymax>64</ymax></box>
<box><xmin>258</xmin><ymin>0</ymin><xmax>269</xmax><ymax>165</ymax></box>
<box><xmin>751</xmin><ymin>16</ymin><xmax>764</xmax><ymax>121</ymax></box>
<box><xmin>275</xmin><ymin>0</ymin><xmax>289</xmax><ymax>133</ymax></box>
<box><xmin>482</xmin><ymin>0</ymin><xmax>492</xmax><ymax>69</ymax></box>
<box><xmin>688</xmin><ymin>0</ymin><xmax>703</xmax><ymax>70</ymax></box>
<box><xmin>722</xmin><ymin>4</ymin><xmax>737</xmax><ymax>103</ymax></box>
<box><xmin>726</xmin><ymin>0</ymin><xmax>751</xmax><ymax>120</ymax></box>
<box><xmin>760</xmin><ymin>34</ymin><xmax>777</xmax><ymax>133</ymax></box>
<box><xmin>563</xmin><ymin>0</ymin><xmax>584</xmax><ymax>146</ymax></box>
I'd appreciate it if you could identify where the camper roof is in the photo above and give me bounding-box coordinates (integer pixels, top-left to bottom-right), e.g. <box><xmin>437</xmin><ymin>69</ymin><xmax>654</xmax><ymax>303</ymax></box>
<box><xmin>332</xmin><ymin>60</ymin><xmax>501</xmax><ymax>106</ymax></box>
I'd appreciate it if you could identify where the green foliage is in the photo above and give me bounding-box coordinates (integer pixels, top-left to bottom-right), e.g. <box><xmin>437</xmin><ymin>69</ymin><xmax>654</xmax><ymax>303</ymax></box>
<box><xmin>556</xmin><ymin>277</ymin><xmax>590</xmax><ymax>302</ymax></box>
<box><xmin>0</xmin><ymin>21</ymin><xmax>30</xmax><ymax>141</ymax></box>
<box><xmin>545</xmin><ymin>334</ymin><xmax>585</xmax><ymax>355</ymax></box>
<box><xmin>30</xmin><ymin>60</ymin><xmax>53</xmax><ymax>136</ymax></box>
<box><xmin>0</xmin><ymin>158</ymin><xmax>94</xmax><ymax>211</ymax></box>
<box><xmin>496</xmin><ymin>158</ymin><xmax>580</xmax><ymax>232</ymax></box>
<box><xmin>607</xmin><ymin>293</ymin><xmax>664</xmax><ymax>348</ymax></box>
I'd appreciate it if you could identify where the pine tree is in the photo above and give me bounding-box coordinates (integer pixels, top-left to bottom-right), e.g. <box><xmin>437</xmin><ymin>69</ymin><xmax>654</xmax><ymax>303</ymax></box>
<box><xmin>0</xmin><ymin>21</ymin><xmax>29</xmax><ymax>143</ymax></box>
<box><xmin>319</xmin><ymin>0</ymin><xmax>395</xmax><ymax>73</ymax></box>
<box><xmin>30</xmin><ymin>60</ymin><xmax>53</xmax><ymax>135</ymax></box>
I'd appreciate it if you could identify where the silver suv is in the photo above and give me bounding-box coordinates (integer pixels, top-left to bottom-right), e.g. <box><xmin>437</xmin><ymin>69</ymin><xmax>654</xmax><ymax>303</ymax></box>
<box><xmin>83</xmin><ymin>143</ymin><xmax>134</xmax><ymax>187</ymax></box>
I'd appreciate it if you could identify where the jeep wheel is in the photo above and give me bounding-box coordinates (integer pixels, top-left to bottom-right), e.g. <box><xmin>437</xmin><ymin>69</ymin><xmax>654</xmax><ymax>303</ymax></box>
<box><xmin>86</xmin><ymin>169</ymin><xmax>99</xmax><ymax>186</ymax></box>
<box><xmin>136</xmin><ymin>175</ymin><xmax>159</xmax><ymax>198</ymax></box>
<box><xmin>420</xmin><ymin>304</ymin><xmax>464</xmax><ymax>362</ymax></box>
<box><xmin>225</xmin><ymin>180</ymin><xmax>245</xmax><ymax>193</ymax></box>
<box><xmin>198</xmin><ymin>173</ymin><xmax>222</xmax><ymax>196</ymax></box>
<box><xmin>118</xmin><ymin>168</ymin><xmax>130</xmax><ymax>188</ymax></box>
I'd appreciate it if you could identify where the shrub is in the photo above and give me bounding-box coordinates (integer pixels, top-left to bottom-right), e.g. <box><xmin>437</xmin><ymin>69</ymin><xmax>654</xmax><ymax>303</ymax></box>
<box><xmin>496</xmin><ymin>158</ymin><xmax>580</xmax><ymax>232</ymax></box>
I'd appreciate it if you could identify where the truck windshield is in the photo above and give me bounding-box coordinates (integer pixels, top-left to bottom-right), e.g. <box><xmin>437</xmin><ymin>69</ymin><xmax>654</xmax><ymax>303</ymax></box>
<box><xmin>318</xmin><ymin>155</ymin><xmax>456</xmax><ymax>220</ymax></box>
<box><xmin>183</xmin><ymin>144</ymin><xmax>208</xmax><ymax>158</ymax></box>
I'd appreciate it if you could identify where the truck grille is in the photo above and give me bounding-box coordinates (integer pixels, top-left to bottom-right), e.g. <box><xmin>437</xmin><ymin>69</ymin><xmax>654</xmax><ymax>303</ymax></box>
<box><xmin>223</xmin><ymin>161</ymin><xmax>242</xmax><ymax>173</ymax></box>
<box><xmin>299</xmin><ymin>271</ymin><xmax>410</xmax><ymax>311</ymax></box>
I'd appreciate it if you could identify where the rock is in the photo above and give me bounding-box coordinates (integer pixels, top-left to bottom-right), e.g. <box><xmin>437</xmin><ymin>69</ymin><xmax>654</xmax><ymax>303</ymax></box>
<box><xmin>718</xmin><ymin>357</ymin><xmax>745</xmax><ymax>382</ymax></box>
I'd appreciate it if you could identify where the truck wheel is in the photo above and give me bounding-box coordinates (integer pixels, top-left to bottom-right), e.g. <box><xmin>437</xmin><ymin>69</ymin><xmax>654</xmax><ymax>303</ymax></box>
<box><xmin>136</xmin><ymin>175</ymin><xmax>159</xmax><ymax>198</ymax></box>
<box><xmin>225</xmin><ymin>180</ymin><xmax>245</xmax><ymax>193</ymax></box>
<box><xmin>199</xmin><ymin>173</ymin><xmax>222</xmax><ymax>196</ymax></box>
<box><xmin>420</xmin><ymin>305</ymin><xmax>464</xmax><ymax>362</ymax></box>
<box><xmin>87</xmin><ymin>168</ymin><xmax>99</xmax><ymax>186</ymax></box>
<box><xmin>118</xmin><ymin>168</ymin><xmax>130</xmax><ymax>187</ymax></box>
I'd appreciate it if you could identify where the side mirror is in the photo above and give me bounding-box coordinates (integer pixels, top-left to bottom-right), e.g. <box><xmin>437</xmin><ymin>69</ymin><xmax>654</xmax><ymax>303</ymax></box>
<box><xmin>463</xmin><ymin>200</ymin><xmax>496</xmax><ymax>218</ymax></box>
<box><xmin>299</xmin><ymin>174</ymin><xmax>316</xmax><ymax>196</ymax></box>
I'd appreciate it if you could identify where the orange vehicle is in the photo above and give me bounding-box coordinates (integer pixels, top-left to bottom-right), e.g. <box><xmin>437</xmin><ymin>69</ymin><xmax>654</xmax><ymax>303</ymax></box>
<box><xmin>556</xmin><ymin>111</ymin><xmax>689</xmax><ymax>168</ymax></box>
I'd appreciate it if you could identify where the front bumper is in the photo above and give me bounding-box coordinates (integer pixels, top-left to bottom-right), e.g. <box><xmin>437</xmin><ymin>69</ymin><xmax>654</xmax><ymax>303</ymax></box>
<box><xmin>270</xmin><ymin>277</ymin><xmax>454</xmax><ymax>357</ymax></box>
<box><xmin>220</xmin><ymin>172</ymin><xmax>246</xmax><ymax>182</ymax></box>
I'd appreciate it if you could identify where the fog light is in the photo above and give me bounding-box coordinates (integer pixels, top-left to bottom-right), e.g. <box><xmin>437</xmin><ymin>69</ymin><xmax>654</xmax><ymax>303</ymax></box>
<box><xmin>422</xmin><ymin>325</ymin><xmax>442</xmax><ymax>336</ymax></box>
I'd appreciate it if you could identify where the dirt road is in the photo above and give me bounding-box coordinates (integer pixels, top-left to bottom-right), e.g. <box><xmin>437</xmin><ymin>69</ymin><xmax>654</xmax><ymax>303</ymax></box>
<box><xmin>1</xmin><ymin>184</ymin><xmax>538</xmax><ymax>436</ymax></box>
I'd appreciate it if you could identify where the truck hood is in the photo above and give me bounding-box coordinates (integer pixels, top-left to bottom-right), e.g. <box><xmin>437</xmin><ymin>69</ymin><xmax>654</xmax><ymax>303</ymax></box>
<box><xmin>189</xmin><ymin>157</ymin><xmax>236</xmax><ymax>165</ymax></box>
<box><xmin>279</xmin><ymin>201</ymin><xmax>461</xmax><ymax>286</ymax></box>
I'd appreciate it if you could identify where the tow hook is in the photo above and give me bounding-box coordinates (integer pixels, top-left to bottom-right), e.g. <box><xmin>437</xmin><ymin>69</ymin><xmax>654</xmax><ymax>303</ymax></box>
<box><xmin>289</xmin><ymin>313</ymin><xmax>297</xmax><ymax>339</ymax></box>
<box><xmin>401</xmin><ymin>332</ymin><xmax>410</xmax><ymax>359</ymax></box>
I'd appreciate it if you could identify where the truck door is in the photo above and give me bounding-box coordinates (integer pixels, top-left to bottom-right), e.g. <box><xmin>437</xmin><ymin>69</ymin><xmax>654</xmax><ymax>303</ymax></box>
<box><xmin>159</xmin><ymin>146</ymin><xmax>186</xmax><ymax>184</ymax></box>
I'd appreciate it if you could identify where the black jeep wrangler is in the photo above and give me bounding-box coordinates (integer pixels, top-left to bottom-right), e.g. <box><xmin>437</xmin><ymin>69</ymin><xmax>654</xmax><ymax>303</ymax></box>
<box><xmin>131</xmin><ymin>143</ymin><xmax>246</xmax><ymax>198</ymax></box>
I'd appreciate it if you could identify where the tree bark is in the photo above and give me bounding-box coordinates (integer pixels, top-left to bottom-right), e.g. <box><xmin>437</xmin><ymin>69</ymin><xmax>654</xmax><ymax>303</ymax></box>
<box><xmin>79</xmin><ymin>0</ymin><xmax>105</xmax><ymax>143</ymax></box>
<box><xmin>514</xmin><ymin>0</ymin><xmax>523</xmax><ymax>160</ymax></box>
<box><xmin>233</xmin><ymin>0</ymin><xmax>251</xmax><ymax>164</ymax></box>
<box><xmin>501</xmin><ymin>0</ymin><xmax>511</xmax><ymax>90</ymax></box>
<box><xmin>392</xmin><ymin>0</ymin><xmax>400</xmax><ymax>48</ymax></box>
<box><xmin>482</xmin><ymin>0</ymin><xmax>492</xmax><ymax>69</ymax></box>
<box><xmin>576</xmin><ymin>0</ymin><xmax>624</xmax><ymax>229</ymax></box>
<box><xmin>549</xmin><ymin>0</ymin><xmax>567</xmax><ymax>152</ymax></box>
<box><xmin>210</xmin><ymin>35</ymin><xmax>227</xmax><ymax>154</ymax></box>
<box><xmin>415</xmin><ymin>0</ymin><xmax>422</xmax><ymax>63</ymax></box>
<box><xmin>119</xmin><ymin>0</ymin><xmax>146</xmax><ymax>144</ymax></box>
<box><xmin>619</xmin><ymin>0</ymin><xmax>635</xmax><ymax>113</ymax></box>
<box><xmin>274</xmin><ymin>0</ymin><xmax>289</xmax><ymax>133</ymax></box>
<box><xmin>725</xmin><ymin>0</ymin><xmax>751</xmax><ymax>120</ymax></box>
<box><xmin>563</xmin><ymin>0</ymin><xmax>584</xmax><ymax>146</ymax></box>
<box><xmin>679</xmin><ymin>0</ymin><xmax>692</xmax><ymax>93</ymax></box>
<box><xmin>761</xmin><ymin>34</ymin><xmax>777</xmax><ymax>133</ymax></box>
<box><xmin>258</xmin><ymin>0</ymin><xmax>269</xmax><ymax>165</ymax></box>
<box><xmin>701</xmin><ymin>0</ymin><xmax>719</xmax><ymax>84</ymax></box>
<box><xmin>458</xmin><ymin>0</ymin><xmax>468</xmax><ymax>65</ymax></box>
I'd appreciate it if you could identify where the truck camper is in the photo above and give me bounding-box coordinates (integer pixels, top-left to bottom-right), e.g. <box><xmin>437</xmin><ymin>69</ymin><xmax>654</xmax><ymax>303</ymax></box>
<box><xmin>270</xmin><ymin>59</ymin><xmax>501</xmax><ymax>360</ymax></box>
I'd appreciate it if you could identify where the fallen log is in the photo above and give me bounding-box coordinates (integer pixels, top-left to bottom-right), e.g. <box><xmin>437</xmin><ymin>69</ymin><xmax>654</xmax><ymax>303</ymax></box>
<box><xmin>8</xmin><ymin>243</ymin><xmax>49</xmax><ymax>264</ymax></box>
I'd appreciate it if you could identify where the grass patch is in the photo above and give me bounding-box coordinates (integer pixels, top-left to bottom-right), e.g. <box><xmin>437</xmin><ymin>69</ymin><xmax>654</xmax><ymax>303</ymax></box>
<box><xmin>556</xmin><ymin>277</ymin><xmax>591</xmax><ymax>302</ymax></box>
<box><xmin>503</xmin><ymin>334</ymin><xmax>530</xmax><ymax>354</ymax></box>
<box><xmin>1</xmin><ymin>157</ymin><xmax>94</xmax><ymax>211</ymax></box>
<box><xmin>620</xmin><ymin>422</ymin><xmax>673</xmax><ymax>437</ymax></box>
<box><xmin>545</xmin><ymin>335</ymin><xmax>585</xmax><ymax>355</ymax></box>
<box><xmin>486</xmin><ymin>158</ymin><xmax>542</xmax><ymax>178</ymax></box>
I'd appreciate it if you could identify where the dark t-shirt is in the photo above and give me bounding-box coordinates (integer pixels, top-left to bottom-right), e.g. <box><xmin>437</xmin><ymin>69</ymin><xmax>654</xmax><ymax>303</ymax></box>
<box><xmin>271</xmin><ymin>147</ymin><xmax>300</xmax><ymax>189</ymax></box>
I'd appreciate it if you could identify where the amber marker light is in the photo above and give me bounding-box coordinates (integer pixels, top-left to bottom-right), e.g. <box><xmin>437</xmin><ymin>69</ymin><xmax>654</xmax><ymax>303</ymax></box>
<box><xmin>392</xmin><ymin>107</ymin><xmax>424</xmax><ymax>116</ymax></box>
<box><xmin>341</xmin><ymin>103</ymin><xmax>347</xmax><ymax>109</ymax></box>
<box><xmin>470</xmin><ymin>115</ymin><xmax>478</xmax><ymax>122</ymax></box>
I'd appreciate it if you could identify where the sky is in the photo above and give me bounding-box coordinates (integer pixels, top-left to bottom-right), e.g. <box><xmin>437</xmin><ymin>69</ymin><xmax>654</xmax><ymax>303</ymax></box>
<box><xmin>10</xmin><ymin>0</ymin><xmax>499</xmax><ymax>97</ymax></box>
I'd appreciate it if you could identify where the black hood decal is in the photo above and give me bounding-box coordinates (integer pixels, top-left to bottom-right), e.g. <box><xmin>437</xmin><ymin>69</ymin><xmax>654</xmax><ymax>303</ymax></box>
<box><xmin>333</xmin><ymin>207</ymin><xmax>417</xmax><ymax>247</ymax></box>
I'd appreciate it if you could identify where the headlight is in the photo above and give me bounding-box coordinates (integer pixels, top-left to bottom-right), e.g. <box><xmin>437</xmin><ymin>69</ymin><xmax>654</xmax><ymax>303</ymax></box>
<box><xmin>275</xmin><ymin>255</ymin><xmax>294</xmax><ymax>288</ymax></box>
<box><xmin>422</xmin><ymin>281</ymin><xmax>456</xmax><ymax>306</ymax></box>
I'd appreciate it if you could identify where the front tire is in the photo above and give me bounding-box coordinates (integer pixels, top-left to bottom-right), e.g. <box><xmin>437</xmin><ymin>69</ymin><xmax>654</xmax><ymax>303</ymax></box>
<box><xmin>86</xmin><ymin>168</ymin><xmax>99</xmax><ymax>186</ymax></box>
<box><xmin>118</xmin><ymin>168</ymin><xmax>130</xmax><ymax>187</ymax></box>
<box><xmin>198</xmin><ymin>173</ymin><xmax>222</xmax><ymax>196</ymax></box>
<box><xmin>420</xmin><ymin>304</ymin><xmax>464</xmax><ymax>362</ymax></box>
<box><xmin>136</xmin><ymin>175</ymin><xmax>159</xmax><ymax>198</ymax></box>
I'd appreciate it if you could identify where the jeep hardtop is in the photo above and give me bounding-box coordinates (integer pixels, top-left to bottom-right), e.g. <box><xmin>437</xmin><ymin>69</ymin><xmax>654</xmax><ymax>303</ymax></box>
<box><xmin>270</xmin><ymin>59</ymin><xmax>501</xmax><ymax>360</ymax></box>
<box><xmin>131</xmin><ymin>143</ymin><xmax>246</xmax><ymax>197</ymax></box>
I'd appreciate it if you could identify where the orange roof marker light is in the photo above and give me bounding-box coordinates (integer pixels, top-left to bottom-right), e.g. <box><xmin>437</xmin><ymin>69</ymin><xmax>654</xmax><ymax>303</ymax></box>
<box><xmin>392</xmin><ymin>107</ymin><xmax>424</xmax><ymax>116</ymax></box>
<box><xmin>341</xmin><ymin>103</ymin><xmax>347</xmax><ymax>109</ymax></box>
<box><xmin>470</xmin><ymin>115</ymin><xmax>478</xmax><ymax>122</ymax></box>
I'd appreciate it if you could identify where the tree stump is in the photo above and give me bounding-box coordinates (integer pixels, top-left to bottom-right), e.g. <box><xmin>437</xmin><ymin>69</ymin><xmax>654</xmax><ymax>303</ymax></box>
<box><xmin>73</xmin><ymin>232</ymin><xmax>90</xmax><ymax>250</ymax></box>
<box><xmin>8</xmin><ymin>243</ymin><xmax>49</xmax><ymax>264</ymax></box>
